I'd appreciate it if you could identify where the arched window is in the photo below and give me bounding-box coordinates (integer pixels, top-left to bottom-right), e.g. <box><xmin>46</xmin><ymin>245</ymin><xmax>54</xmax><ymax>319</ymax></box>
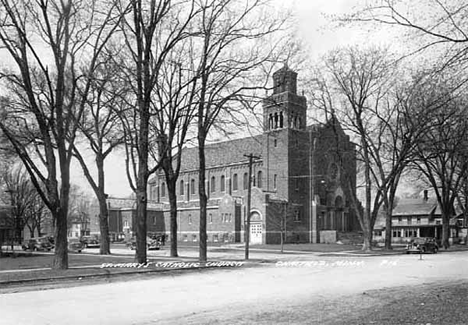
<box><xmin>243</xmin><ymin>172</ymin><xmax>249</xmax><ymax>190</ymax></box>
<box><xmin>191</xmin><ymin>179</ymin><xmax>196</xmax><ymax>195</ymax></box>
<box><xmin>180</xmin><ymin>180</ymin><xmax>184</xmax><ymax>196</ymax></box>
<box><xmin>257</xmin><ymin>171</ymin><xmax>263</xmax><ymax>188</ymax></box>
<box><xmin>273</xmin><ymin>174</ymin><xmax>277</xmax><ymax>189</ymax></box>
<box><xmin>279</xmin><ymin>111</ymin><xmax>284</xmax><ymax>128</ymax></box>
<box><xmin>161</xmin><ymin>182</ymin><xmax>166</xmax><ymax>197</ymax></box>
<box><xmin>233</xmin><ymin>174</ymin><xmax>238</xmax><ymax>191</ymax></box>
<box><xmin>211</xmin><ymin>176</ymin><xmax>216</xmax><ymax>193</ymax></box>
<box><xmin>220</xmin><ymin>175</ymin><xmax>225</xmax><ymax>192</ymax></box>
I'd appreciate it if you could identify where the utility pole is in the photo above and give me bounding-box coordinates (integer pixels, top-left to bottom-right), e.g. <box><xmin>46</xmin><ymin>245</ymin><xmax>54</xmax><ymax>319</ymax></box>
<box><xmin>244</xmin><ymin>153</ymin><xmax>260</xmax><ymax>260</ymax></box>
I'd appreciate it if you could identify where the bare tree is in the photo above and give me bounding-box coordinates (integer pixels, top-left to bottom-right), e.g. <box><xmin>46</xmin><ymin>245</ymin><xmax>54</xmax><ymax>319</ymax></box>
<box><xmin>67</xmin><ymin>185</ymin><xmax>92</xmax><ymax>237</ymax></box>
<box><xmin>311</xmin><ymin>46</ymin><xmax>399</xmax><ymax>251</ymax></box>
<box><xmin>116</xmin><ymin>0</ymin><xmax>199</xmax><ymax>263</ymax></box>
<box><xmin>24</xmin><ymin>194</ymin><xmax>49</xmax><ymax>239</ymax></box>
<box><xmin>192</xmin><ymin>0</ymin><xmax>289</xmax><ymax>262</ymax></box>
<box><xmin>0</xmin><ymin>0</ymin><xmax>122</xmax><ymax>269</ymax></box>
<box><xmin>150</xmin><ymin>43</ymin><xmax>199</xmax><ymax>257</ymax></box>
<box><xmin>408</xmin><ymin>76</ymin><xmax>468</xmax><ymax>249</ymax></box>
<box><xmin>267</xmin><ymin>199</ymin><xmax>297</xmax><ymax>253</ymax></box>
<box><xmin>344</xmin><ymin>0</ymin><xmax>468</xmax><ymax>68</ymax></box>
<box><xmin>1</xmin><ymin>167</ymin><xmax>34</xmax><ymax>243</ymax></box>
<box><xmin>72</xmin><ymin>53</ymin><xmax>126</xmax><ymax>254</ymax></box>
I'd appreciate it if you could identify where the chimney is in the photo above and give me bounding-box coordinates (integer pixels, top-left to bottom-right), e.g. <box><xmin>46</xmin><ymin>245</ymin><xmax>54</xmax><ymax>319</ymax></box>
<box><xmin>423</xmin><ymin>190</ymin><xmax>428</xmax><ymax>201</ymax></box>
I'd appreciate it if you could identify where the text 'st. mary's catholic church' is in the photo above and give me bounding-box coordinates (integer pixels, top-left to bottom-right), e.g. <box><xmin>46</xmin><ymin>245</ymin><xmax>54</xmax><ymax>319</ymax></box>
<box><xmin>149</xmin><ymin>65</ymin><xmax>359</xmax><ymax>244</ymax></box>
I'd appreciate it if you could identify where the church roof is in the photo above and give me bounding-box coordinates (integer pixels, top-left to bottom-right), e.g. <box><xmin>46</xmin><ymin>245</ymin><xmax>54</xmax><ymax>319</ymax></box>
<box><xmin>179</xmin><ymin>134</ymin><xmax>264</xmax><ymax>172</ymax></box>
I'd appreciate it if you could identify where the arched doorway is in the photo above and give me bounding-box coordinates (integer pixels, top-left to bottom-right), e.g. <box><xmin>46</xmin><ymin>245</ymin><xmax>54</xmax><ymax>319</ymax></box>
<box><xmin>249</xmin><ymin>211</ymin><xmax>263</xmax><ymax>245</ymax></box>
<box><xmin>334</xmin><ymin>196</ymin><xmax>345</xmax><ymax>232</ymax></box>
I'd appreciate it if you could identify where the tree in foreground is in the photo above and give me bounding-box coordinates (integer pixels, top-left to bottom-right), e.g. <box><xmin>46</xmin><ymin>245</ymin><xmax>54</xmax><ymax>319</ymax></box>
<box><xmin>73</xmin><ymin>55</ymin><xmax>126</xmax><ymax>254</ymax></box>
<box><xmin>311</xmin><ymin>46</ymin><xmax>402</xmax><ymax>251</ymax></box>
<box><xmin>192</xmin><ymin>0</ymin><xmax>290</xmax><ymax>262</ymax></box>
<box><xmin>0</xmin><ymin>0</ymin><xmax>121</xmax><ymax>268</ymax></box>
<box><xmin>408</xmin><ymin>75</ymin><xmax>468</xmax><ymax>249</ymax></box>
<box><xmin>116</xmin><ymin>0</ymin><xmax>199</xmax><ymax>263</ymax></box>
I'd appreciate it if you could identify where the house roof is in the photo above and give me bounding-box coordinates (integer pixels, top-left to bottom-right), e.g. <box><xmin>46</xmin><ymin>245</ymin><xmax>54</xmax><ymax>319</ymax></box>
<box><xmin>392</xmin><ymin>198</ymin><xmax>439</xmax><ymax>216</ymax></box>
<box><xmin>178</xmin><ymin>134</ymin><xmax>264</xmax><ymax>172</ymax></box>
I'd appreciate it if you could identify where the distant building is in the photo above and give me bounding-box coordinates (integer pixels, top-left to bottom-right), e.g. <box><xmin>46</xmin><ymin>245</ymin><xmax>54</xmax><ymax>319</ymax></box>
<box><xmin>104</xmin><ymin>197</ymin><xmax>165</xmax><ymax>242</ymax></box>
<box><xmin>373</xmin><ymin>191</ymin><xmax>464</xmax><ymax>244</ymax></box>
<box><xmin>149</xmin><ymin>66</ymin><xmax>360</xmax><ymax>244</ymax></box>
<box><xmin>0</xmin><ymin>204</ymin><xmax>14</xmax><ymax>246</ymax></box>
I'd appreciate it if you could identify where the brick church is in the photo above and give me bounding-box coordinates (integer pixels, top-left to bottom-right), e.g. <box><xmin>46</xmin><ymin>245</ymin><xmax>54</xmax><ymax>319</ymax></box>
<box><xmin>148</xmin><ymin>65</ymin><xmax>359</xmax><ymax>244</ymax></box>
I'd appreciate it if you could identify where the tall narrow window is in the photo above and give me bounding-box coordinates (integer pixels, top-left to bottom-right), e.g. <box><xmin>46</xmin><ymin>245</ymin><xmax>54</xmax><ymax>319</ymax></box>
<box><xmin>257</xmin><ymin>171</ymin><xmax>263</xmax><ymax>188</ymax></box>
<box><xmin>180</xmin><ymin>180</ymin><xmax>184</xmax><ymax>196</ymax></box>
<box><xmin>191</xmin><ymin>179</ymin><xmax>196</xmax><ymax>195</ymax></box>
<box><xmin>220</xmin><ymin>175</ymin><xmax>225</xmax><ymax>192</ymax></box>
<box><xmin>274</xmin><ymin>174</ymin><xmax>277</xmax><ymax>189</ymax></box>
<box><xmin>233</xmin><ymin>174</ymin><xmax>238</xmax><ymax>191</ymax></box>
<box><xmin>279</xmin><ymin>111</ymin><xmax>284</xmax><ymax>128</ymax></box>
<box><xmin>161</xmin><ymin>182</ymin><xmax>166</xmax><ymax>197</ymax></box>
<box><xmin>211</xmin><ymin>176</ymin><xmax>216</xmax><ymax>193</ymax></box>
<box><xmin>243</xmin><ymin>172</ymin><xmax>249</xmax><ymax>190</ymax></box>
<box><xmin>188</xmin><ymin>214</ymin><xmax>192</xmax><ymax>224</ymax></box>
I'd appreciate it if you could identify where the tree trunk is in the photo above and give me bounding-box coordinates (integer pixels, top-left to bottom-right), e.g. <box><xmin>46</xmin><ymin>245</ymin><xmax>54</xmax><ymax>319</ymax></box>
<box><xmin>198</xmin><ymin>133</ymin><xmax>208</xmax><ymax>262</ymax></box>
<box><xmin>384</xmin><ymin>207</ymin><xmax>393</xmax><ymax>250</ymax></box>
<box><xmin>280</xmin><ymin>231</ymin><xmax>284</xmax><ymax>253</ymax></box>
<box><xmin>135</xmin><ymin>186</ymin><xmax>148</xmax><ymax>264</ymax></box>
<box><xmin>167</xmin><ymin>179</ymin><xmax>179</xmax><ymax>257</ymax></box>
<box><xmin>442</xmin><ymin>215</ymin><xmax>450</xmax><ymax>249</ymax></box>
<box><xmin>98</xmin><ymin>196</ymin><xmax>111</xmax><ymax>255</ymax></box>
<box><xmin>362</xmin><ymin>229</ymin><xmax>372</xmax><ymax>252</ymax></box>
<box><xmin>53</xmin><ymin>206</ymin><xmax>69</xmax><ymax>269</ymax></box>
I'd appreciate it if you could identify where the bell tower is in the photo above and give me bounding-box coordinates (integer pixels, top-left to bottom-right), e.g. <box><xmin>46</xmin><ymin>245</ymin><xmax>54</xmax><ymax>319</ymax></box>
<box><xmin>263</xmin><ymin>64</ymin><xmax>307</xmax><ymax>132</ymax></box>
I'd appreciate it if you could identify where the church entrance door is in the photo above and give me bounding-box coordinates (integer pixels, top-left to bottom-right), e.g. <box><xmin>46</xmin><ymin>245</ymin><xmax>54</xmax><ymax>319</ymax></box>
<box><xmin>250</xmin><ymin>223</ymin><xmax>262</xmax><ymax>245</ymax></box>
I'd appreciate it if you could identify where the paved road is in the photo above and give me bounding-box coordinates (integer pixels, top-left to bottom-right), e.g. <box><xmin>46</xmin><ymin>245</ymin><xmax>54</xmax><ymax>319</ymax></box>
<box><xmin>1</xmin><ymin>251</ymin><xmax>467</xmax><ymax>325</ymax></box>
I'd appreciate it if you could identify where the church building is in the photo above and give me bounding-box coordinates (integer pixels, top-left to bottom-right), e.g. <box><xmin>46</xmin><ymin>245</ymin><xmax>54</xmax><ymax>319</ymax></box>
<box><xmin>149</xmin><ymin>66</ymin><xmax>359</xmax><ymax>244</ymax></box>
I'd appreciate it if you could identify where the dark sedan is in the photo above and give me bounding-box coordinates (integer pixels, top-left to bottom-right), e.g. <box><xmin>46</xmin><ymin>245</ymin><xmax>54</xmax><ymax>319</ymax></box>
<box><xmin>68</xmin><ymin>239</ymin><xmax>85</xmax><ymax>253</ymax></box>
<box><xmin>22</xmin><ymin>237</ymin><xmax>53</xmax><ymax>251</ymax></box>
<box><xmin>80</xmin><ymin>236</ymin><xmax>100</xmax><ymax>248</ymax></box>
<box><xmin>406</xmin><ymin>237</ymin><xmax>439</xmax><ymax>254</ymax></box>
<box><xmin>126</xmin><ymin>237</ymin><xmax>161</xmax><ymax>250</ymax></box>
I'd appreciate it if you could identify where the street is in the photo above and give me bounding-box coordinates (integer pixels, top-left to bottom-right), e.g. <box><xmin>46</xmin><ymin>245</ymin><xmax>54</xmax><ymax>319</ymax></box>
<box><xmin>1</xmin><ymin>251</ymin><xmax>468</xmax><ymax>324</ymax></box>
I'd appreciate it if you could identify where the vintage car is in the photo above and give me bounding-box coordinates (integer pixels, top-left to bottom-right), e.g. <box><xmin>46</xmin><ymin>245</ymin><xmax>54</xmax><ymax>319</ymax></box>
<box><xmin>406</xmin><ymin>237</ymin><xmax>439</xmax><ymax>254</ymax></box>
<box><xmin>80</xmin><ymin>236</ymin><xmax>100</xmax><ymax>248</ymax></box>
<box><xmin>68</xmin><ymin>239</ymin><xmax>85</xmax><ymax>253</ymax></box>
<box><xmin>126</xmin><ymin>236</ymin><xmax>161</xmax><ymax>250</ymax></box>
<box><xmin>22</xmin><ymin>237</ymin><xmax>53</xmax><ymax>251</ymax></box>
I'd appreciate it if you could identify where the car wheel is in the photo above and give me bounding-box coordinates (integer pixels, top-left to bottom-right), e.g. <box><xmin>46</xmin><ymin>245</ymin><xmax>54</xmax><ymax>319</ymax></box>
<box><xmin>433</xmin><ymin>247</ymin><xmax>438</xmax><ymax>254</ymax></box>
<box><xmin>421</xmin><ymin>247</ymin><xmax>426</xmax><ymax>253</ymax></box>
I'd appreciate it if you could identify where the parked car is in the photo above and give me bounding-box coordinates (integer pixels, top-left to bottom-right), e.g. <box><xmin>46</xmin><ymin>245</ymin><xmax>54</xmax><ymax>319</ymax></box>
<box><xmin>68</xmin><ymin>239</ymin><xmax>84</xmax><ymax>253</ymax></box>
<box><xmin>22</xmin><ymin>237</ymin><xmax>53</xmax><ymax>251</ymax></box>
<box><xmin>80</xmin><ymin>236</ymin><xmax>100</xmax><ymax>248</ymax></box>
<box><xmin>406</xmin><ymin>237</ymin><xmax>439</xmax><ymax>254</ymax></box>
<box><xmin>126</xmin><ymin>237</ymin><xmax>161</xmax><ymax>250</ymax></box>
